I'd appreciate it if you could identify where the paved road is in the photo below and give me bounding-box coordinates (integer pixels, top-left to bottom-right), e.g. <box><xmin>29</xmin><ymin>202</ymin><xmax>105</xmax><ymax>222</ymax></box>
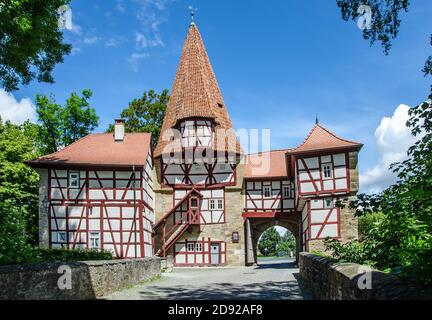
<box><xmin>104</xmin><ymin>258</ymin><xmax>312</xmax><ymax>300</ymax></box>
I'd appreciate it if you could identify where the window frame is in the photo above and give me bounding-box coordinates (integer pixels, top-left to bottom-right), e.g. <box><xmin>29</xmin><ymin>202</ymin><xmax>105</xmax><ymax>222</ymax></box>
<box><xmin>209</xmin><ymin>199</ymin><xmax>216</xmax><ymax>210</ymax></box>
<box><xmin>283</xmin><ymin>185</ymin><xmax>291</xmax><ymax>198</ymax></box>
<box><xmin>69</xmin><ymin>171</ymin><xmax>80</xmax><ymax>189</ymax></box>
<box><xmin>263</xmin><ymin>186</ymin><xmax>272</xmax><ymax>198</ymax></box>
<box><xmin>89</xmin><ymin>232</ymin><xmax>100</xmax><ymax>249</ymax></box>
<box><xmin>217</xmin><ymin>199</ymin><xmax>224</xmax><ymax>210</ymax></box>
<box><xmin>187</xmin><ymin>243</ymin><xmax>195</xmax><ymax>252</ymax></box>
<box><xmin>195</xmin><ymin>243</ymin><xmax>203</xmax><ymax>252</ymax></box>
<box><xmin>321</xmin><ymin>162</ymin><xmax>333</xmax><ymax>180</ymax></box>
<box><xmin>323</xmin><ymin>197</ymin><xmax>334</xmax><ymax>209</ymax></box>
<box><xmin>57</xmin><ymin>231</ymin><xmax>66</xmax><ymax>243</ymax></box>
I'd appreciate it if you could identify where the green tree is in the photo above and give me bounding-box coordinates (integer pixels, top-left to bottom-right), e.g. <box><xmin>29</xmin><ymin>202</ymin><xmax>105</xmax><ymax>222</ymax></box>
<box><xmin>0</xmin><ymin>0</ymin><xmax>72</xmax><ymax>91</ymax></box>
<box><xmin>0</xmin><ymin>201</ymin><xmax>35</xmax><ymax>264</ymax></box>
<box><xmin>278</xmin><ymin>231</ymin><xmax>296</xmax><ymax>255</ymax></box>
<box><xmin>0</xmin><ymin>119</ymin><xmax>41</xmax><ymax>245</ymax></box>
<box><xmin>36</xmin><ymin>89</ymin><xmax>99</xmax><ymax>153</ymax></box>
<box><xmin>258</xmin><ymin>227</ymin><xmax>281</xmax><ymax>257</ymax></box>
<box><xmin>107</xmin><ymin>89</ymin><xmax>169</xmax><ymax>146</ymax></box>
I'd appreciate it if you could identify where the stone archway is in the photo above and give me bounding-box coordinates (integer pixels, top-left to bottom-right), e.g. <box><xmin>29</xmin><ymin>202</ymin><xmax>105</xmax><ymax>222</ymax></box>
<box><xmin>245</xmin><ymin>213</ymin><xmax>301</xmax><ymax>266</ymax></box>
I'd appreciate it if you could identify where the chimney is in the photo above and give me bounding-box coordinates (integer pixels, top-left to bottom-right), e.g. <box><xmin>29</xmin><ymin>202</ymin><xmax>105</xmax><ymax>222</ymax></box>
<box><xmin>114</xmin><ymin>119</ymin><xmax>125</xmax><ymax>142</ymax></box>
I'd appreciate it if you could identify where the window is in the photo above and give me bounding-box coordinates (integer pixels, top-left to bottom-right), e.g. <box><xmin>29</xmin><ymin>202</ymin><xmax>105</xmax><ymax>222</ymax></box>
<box><xmin>283</xmin><ymin>186</ymin><xmax>291</xmax><ymax>198</ymax></box>
<box><xmin>187</xmin><ymin>243</ymin><xmax>195</xmax><ymax>252</ymax></box>
<box><xmin>89</xmin><ymin>232</ymin><xmax>100</xmax><ymax>249</ymax></box>
<box><xmin>195</xmin><ymin>243</ymin><xmax>203</xmax><ymax>252</ymax></box>
<box><xmin>57</xmin><ymin>232</ymin><xmax>66</xmax><ymax>243</ymax></box>
<box><xmin>69</xmin><ymin>172</ymin><xmax>79</xmax><ymax>188</ymax></box>
<box><xmin>322</xmin><ymin>163</ymin><xmax>333</xmax><ymax>179</ymax></box>
<box><xmin>217</xmin><ymin>199</ymin><xmax>224</xmax><ymax>210</ymax></box>
<box><xmin>210</xmin><ymin>200</ymin><xmax>215</xmax><ymax>210</ymax></box>
<box><xmin>264</xmin><ymin>186</ymin><xmax>271</xmax><ymax>198</ymax></box>
<box><xmin>190</xmin><ymin>198</ymin><xmax>198</xmax><ymax>208</ymax></box>
<box><xmin>324</xmin><ymin>198</ymin><xmax>333</xmax><ymax>209</ymax></box>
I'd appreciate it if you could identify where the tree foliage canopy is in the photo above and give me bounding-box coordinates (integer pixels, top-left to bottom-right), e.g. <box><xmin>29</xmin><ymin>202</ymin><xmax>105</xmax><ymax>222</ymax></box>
<box><xmin>0</xmin><ymin>0</ymin><xmax>72</xmax><ymax>91</ymax></box>
<box><xmin>107</xmin><ymin>89</ymin><xmax>169</xmax><ymax>145</ymax></box>
<box><xmin>36</xmin><ymin>89</ymin><xmax>99</xmax><ymax>154</ymax></box>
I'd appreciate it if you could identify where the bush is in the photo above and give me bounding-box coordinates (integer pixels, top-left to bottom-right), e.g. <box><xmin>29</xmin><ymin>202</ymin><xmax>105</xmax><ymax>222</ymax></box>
<box><xmin>358</xmin><ymin>212</ymin><xmax>385</xmax><ymax>239</ymax></box>
<box><xmin>33</xmin><ymin>248</ymin><xmax>113</xmax><ymax>264</ymax></box>
<box><xmin>0</xmin><ymin>201</ymin><xmax>34</xmax><ymax>264</ymax></box>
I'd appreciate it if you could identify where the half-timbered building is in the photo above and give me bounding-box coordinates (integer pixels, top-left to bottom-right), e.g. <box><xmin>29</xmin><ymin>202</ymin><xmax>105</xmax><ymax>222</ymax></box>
<box><xmin>28</xmin><ymin>21</ymin><xmax>362</xmax><ymax>267</ymax></box>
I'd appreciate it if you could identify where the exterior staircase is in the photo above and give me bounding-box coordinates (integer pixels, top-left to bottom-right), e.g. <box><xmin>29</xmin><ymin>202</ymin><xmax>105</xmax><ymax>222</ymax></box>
<box><xmin>153</xmin><ymin>189</ymin><xmax>202</xmax><ymax>257</ymax></box>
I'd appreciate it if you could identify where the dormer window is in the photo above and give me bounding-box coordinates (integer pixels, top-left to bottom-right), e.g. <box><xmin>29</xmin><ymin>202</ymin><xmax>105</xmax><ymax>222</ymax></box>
<box><xmin>180</xmin><ymin>119</ymin><xmax>213</xmax><ymax>148</ymax></box>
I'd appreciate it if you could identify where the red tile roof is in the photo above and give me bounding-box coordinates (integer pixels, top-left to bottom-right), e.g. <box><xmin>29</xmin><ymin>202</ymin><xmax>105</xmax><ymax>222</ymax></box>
<box><xmin>290</xmin><ymin>124</ymin><xmax>362</xmax><ymax>154</ymax></box>
<box><xmin>244</xmin><ymin>149</ymin><xmax>291</xmax><ymax>179</ymax></box>
<box><xmin>26</xmin><ymin>133</ymin><xmax>152</xmax><ymax>168</ymax></box>
<box><xmin>154</xmin><ymin>24</ymin><xmax>241</xmax><ymax>158</ymax></box>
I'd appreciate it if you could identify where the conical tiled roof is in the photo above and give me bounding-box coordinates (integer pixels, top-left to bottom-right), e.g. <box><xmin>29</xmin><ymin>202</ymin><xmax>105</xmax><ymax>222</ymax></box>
<box><xmin>154</xmin><ymin>24</ymin><xmax>241</xmax><ymax>158</ymax></box>
<box><xmin>290</xmin><ymin>124</ymin><xmax>362</xmax><ymax>154</ymax></box>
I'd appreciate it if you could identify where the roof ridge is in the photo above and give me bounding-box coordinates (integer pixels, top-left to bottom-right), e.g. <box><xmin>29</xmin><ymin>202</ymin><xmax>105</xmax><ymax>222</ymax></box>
<box><xmin>316</xmin><ymin>123</ymin><xmax>362</xmax><ymax>145</ymax></box>
<box><xmin>40</xmin><ymin>134</ymin><xmax>94</xmax><ymax>159</ymax></box>
<box><xmin>247</xmin><ymin>148</ymin><xmax>292</xmax><ymax>156</ymax></box>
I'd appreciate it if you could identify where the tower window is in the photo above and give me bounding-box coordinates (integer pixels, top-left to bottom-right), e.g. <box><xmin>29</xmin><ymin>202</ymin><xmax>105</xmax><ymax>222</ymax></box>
<box><xmin>69</xmin><ymin>172</ymin><xmax>80</xmax><ymax>188</ymax></box>
<box><xmin>283</xmin><ymin>186</ymin><xmax>291</xmax><ymax>198</ymax></box>
<box><xmin>322</xmin><ymin>163</ymin><xmax>333</xmax><ymax>179</ymax></box>
<box><xmin>264</xmin><ymin>186</ymin><xmax>271</xmax><ymax>198</ymax></box>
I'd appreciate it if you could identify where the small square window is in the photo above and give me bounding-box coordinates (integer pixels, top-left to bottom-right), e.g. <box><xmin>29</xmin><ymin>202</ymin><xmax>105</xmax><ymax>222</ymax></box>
<box><xmin>57</xmin><ymin>232</ymin><xmax>66</xmax><ymax>243</ymax></box>
<box><xmin>89</xmin><ymin>232</ymin><xmax>100</xmax><ymax>249</ymax></box>
<box><xmin>195</xmin><ymin>243</ymin><xmax>203</xmax><ymax>252</ymax></box>
<box><xmin>69</xmin><ymin>172</ymin><xmax>79</xmax><ymax>188</ymax></box>
<box><xmin>190</xmin><ymin>198</ymin><xmax>198</xmax><ymax>208</ymax></box>
<box><xmin>324</xmin><ymin>198</ymin><xmax>333</xmax><ymax>209</ymax></box>
<box><xmin>264</xmin><ymin>186</ymin><xmax>271</xmax><ymax>198</ymax></box>
<box><xmin>187</xmin><ymin>243</ymin><xmax>195</xmax><ymax>252</ymax></box>
<box><xmin>217</xmin><ymin>199</ymin><xmax>224</xmax><ymax>210</ymax></box>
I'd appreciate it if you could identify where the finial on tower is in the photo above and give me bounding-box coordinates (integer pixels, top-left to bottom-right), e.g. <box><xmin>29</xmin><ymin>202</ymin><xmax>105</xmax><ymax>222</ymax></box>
<box><xmin>189</xmin><ymin>5</ymin><xmax>198</xmax><ymax>26</ymax></box>
<box><xmin>315</xmin><ymin>114</ymin><xmax>319</xmax><ymax>125</ymax></box>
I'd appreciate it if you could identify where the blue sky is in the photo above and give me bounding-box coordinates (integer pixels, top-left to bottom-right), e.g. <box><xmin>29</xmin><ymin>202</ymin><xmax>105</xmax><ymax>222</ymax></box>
<box><xmin>1</xmin><ymin>0</ymin><xmax>431</xmax><ymax>193</ymax></box>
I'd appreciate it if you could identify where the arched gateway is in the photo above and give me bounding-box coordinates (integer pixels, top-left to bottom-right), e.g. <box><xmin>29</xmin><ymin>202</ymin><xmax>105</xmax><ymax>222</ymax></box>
<box><xmin>28</xmin><ymin>21</ymin><xmax>362</xmax><ymax>267</ymax></box>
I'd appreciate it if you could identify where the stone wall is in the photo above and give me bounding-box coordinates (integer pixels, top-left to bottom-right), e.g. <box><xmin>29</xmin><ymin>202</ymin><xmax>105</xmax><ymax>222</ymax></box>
<box><xmin>299</xmin><ymin>252</ymin><xmax>432</xmax><ymax>300</ymax></box>
<box><xmin>37</xmin><ymin>168</ymin><xmax>49</xmax><ymax>248</ymax></box>
<box><xmin>0</xmin><ymin>257</ymin><xmax>160</xmax><ymax>300</ymax></box>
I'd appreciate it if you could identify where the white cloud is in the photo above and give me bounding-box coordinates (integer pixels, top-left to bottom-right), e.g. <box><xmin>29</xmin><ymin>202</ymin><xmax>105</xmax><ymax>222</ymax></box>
<box><xmin>115</xmin><ymin>0</ymin><xmax>126</xmax><ymax>12</ymax></box>
<box><xmin>128</xmin><ymin>53</ymin><xmax>149</xmax><ymax>72</ymax></box>
<box><xmin>69</xmin><ymin>23</ymin><xmax>82</xmax><ymax>35</ymax></box>
<box><xmin>135</xmin><ymin>32</ymin><xmax>164</xmax><ymax>49</ymax></box>
<box><xmin>360</xmin><ymin>104</ymin><xmax>417</xmax><ymax>193</ymax></box>
<box><xmin>83</xmin><ymin>36</ymin><xmax>99</xmax><ymax>44</ymax></box>
<box><xmin>71</xmin><ymin>47</ymin><xmax>82</xmax><ymax>55</ymax></box>
<box><xmin>106</xmin><ymin>38</ymin><xmax>119</xmax><ymax>47</ymax></box>
<box><xmin>0</xmin><ymin>89</ymin><xmax>36</xmax><ymax>124</ymax></box>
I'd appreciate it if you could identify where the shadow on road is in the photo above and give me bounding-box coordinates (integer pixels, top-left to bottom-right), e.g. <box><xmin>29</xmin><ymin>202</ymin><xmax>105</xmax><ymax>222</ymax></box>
<box><xmin>139</xmin><ymin>280</ymin><xmax>308</xmax><ymax>300</ymax></box>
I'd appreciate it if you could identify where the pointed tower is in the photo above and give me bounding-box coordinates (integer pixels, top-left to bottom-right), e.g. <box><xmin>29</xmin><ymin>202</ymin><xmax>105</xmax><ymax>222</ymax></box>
<box><xmin>152</xmin><ymin>22</ymin><xmax>246</xmax><ymax>267</ymax></box>
<box><xmin>154</xmin><ymin>23</ymin><xmax>241</xmax><ymax>159</ymax></box>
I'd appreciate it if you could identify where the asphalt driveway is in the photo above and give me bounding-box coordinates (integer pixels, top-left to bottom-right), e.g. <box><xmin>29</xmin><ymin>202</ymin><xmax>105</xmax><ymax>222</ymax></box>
<box><xmin>104</xmin><ymin>258</ymin><xmax>312</xmax><ymax>300</ymax></box>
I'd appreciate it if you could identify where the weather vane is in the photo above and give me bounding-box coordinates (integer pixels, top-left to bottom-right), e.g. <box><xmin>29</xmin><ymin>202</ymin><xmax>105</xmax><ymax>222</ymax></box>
<box><xmin>188</xmin><ymin>5</ymin><xmax>198</xmax><ymax>25</ymax></box>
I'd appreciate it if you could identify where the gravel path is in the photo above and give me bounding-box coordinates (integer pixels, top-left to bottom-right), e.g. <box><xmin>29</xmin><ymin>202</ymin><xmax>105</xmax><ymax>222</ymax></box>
<box><xmin>103</xmin><ymin>258</ymin><xmax>312</xmax><ymax>300</ymax></box>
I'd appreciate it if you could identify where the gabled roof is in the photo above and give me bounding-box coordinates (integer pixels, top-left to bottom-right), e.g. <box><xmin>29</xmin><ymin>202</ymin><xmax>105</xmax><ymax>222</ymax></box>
<box><xmin>154</xmin><ymin>24</ymin><xmax>241</xmax><ymax>158</ymax></box>
<box><xmin>26</xmin><ymin>133</ymin><xmax>152</xmax><ymax>169</ymax></box>
<box><xmin>289</xmin><ymin>124</ymin><xmax>363</xmax><ymax>154</ymax></box>
<box><xmin>244</xmin><ymin>149</ymin><xmax>291</xmax><ymax>179</ymax></box>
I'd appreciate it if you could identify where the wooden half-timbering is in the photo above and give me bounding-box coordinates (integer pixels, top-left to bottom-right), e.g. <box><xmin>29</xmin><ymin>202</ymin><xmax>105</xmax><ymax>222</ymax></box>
<box><xmin>174</xmin><ymin>188</ymin><xmax>225</xmax><ymax>224</ymax></box>
<box><xmin>161</xmin><ymin>161</ymin><xmax>236</xmax><ymax>187</ymax></box>
<box><xmin>173</xmin><ymin>238</ymin><xmax>227</xmax><ymax>266</ymax></box>
<box><xmin>244</xmin><ymin>180</ymin><xmax>295</xmax><ymax>215</ymax></box>
<box><xmin>47</xmin><ymin>151</ymin><xmax>155</xmax><ymax>258</ymax></box>
<box><xmin>179</xmin><ymin>119</ymin><xmax>214</xmax><ymax>148</ymax></box>
<box><xmin>296</xmin><ymin>153</ymin><xmax>350</xmax><ymax>196</ymax></box>
<box><xmin>301</xmin><ymin>197</ymin><xmax>340</xmax><ymax>250</ymax></box>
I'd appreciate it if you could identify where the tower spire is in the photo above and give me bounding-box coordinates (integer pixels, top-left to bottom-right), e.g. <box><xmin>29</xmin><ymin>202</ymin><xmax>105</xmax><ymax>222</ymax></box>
<box><xmin>315</xmin><ymin>114</ymin><xmax>319</xmax><ymax>125</ymax></box>
<box><xmin>189</xmin><ymin>6</ymin><xmax>197</xmax><ymax>26</ymax></box>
